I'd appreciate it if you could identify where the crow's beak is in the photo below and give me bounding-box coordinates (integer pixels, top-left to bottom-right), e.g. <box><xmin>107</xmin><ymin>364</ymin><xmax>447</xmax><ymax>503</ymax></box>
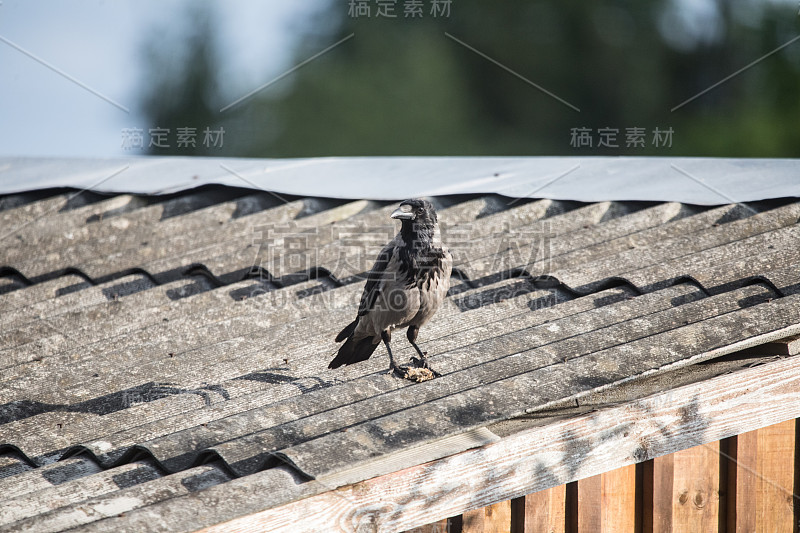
<box><xmin>391</xmin><ymin>207</ymin><xmax>415</xmax><ymax>220</ymax></box>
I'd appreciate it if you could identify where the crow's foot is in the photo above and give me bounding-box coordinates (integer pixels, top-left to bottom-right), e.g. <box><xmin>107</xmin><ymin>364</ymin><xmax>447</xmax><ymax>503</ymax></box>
<box><xmin>387</xmin><ymin>362</ymin><xmax>433</xmax><ymax>381</ymax></box>
<box><xmin>393</xmin><ymin>353</ymin><xmax>439</xmax><ymax>381</ymax></box>
<box><xmin>409</xmin><ymin>354</ymin><xmax>441</xmax><ymax>377</ymax></box>
<box><xmin>387</xmin><ymin>363</ymin><xmax>404</xmax><ymax>376</ymax></box>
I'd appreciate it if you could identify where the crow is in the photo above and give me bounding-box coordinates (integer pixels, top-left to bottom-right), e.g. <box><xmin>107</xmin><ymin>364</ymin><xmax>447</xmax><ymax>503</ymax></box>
<box><xmin>329</xmin><ymin>199</ymin><xmax>452</xmax><ymax>379</ymax></box>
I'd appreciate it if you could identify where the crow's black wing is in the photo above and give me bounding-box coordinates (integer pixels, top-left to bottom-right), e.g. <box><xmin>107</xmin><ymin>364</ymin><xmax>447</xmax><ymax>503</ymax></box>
<box><xmin>358</xmin><ymin>240</ymin><xmax>396</xmax><ymax>317</ymax></box>
<box><xmin>334</xmin><ymin>237</ymin><xmax>398</xmax><ymax>346</ymax></box>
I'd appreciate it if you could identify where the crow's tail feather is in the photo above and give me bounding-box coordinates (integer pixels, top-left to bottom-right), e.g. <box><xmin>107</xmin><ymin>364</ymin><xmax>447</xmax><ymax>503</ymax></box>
<box><xmin>335</xmin><ymin>319</ymin><xmax>358</xmax><ymax>343</ymax></box>
<box><xmin>329</xmin><ymin>335</ymin><xmax>379</xmax><ymax>369</ymax></box>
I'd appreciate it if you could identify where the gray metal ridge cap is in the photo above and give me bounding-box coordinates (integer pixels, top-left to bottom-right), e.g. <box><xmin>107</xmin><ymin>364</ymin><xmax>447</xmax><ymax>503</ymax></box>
<box><xmin>0</xmin><ymin>155</ymin><xmax>798</xmax><ymax>203</ymax></box>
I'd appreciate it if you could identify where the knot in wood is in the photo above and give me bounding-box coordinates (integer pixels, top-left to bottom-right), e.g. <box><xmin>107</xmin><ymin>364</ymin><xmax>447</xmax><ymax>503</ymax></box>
<box><xmin>631</xmin><ymin>445</ymin><xmax>648</xmax><ymax>462</ymax></box>
<box><xmin>693</xmin><ymin>491</ymin><xmax>706</xmax><ymax>508</ymax></box>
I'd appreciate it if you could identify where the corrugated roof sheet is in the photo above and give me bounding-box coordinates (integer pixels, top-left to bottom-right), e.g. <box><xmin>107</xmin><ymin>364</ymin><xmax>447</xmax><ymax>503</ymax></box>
<box><xmin>2</xmin><ymin>156</ymin><xmax>800</xmax><ymax>203</ymax></box>
<box><xmin>1</xmin><ymin>181</ymin><xmax>800</xmax><ymax>531</ymax></box>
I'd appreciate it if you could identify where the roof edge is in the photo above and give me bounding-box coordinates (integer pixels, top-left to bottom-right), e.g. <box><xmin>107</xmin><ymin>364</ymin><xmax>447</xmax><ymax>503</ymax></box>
<box><xmin>1</xmin><ymin>156</ymin><xmax>799</xmax><ymax>204</ymax></box>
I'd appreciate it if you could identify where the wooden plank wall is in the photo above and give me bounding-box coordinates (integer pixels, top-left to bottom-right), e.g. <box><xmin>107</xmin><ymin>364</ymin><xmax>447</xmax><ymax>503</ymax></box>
<box><xmin>405</xmin><ymin>418</ymin><xmax>800</xmax><ymax>533</ymax></box>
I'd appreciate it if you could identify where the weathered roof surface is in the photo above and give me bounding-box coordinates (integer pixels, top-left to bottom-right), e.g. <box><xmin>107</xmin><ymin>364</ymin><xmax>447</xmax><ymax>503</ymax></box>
<box><xmin>1</xmin><ymin>181</ymin><xmax>800</xmax><ymax>532</ymax></box>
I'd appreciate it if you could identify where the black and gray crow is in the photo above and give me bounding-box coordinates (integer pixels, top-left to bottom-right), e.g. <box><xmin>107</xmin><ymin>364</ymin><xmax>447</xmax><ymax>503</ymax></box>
<box><xmin>329</xmin><ymin>199</ymin><xmax>452</xmax><ymax>378</ymax></box>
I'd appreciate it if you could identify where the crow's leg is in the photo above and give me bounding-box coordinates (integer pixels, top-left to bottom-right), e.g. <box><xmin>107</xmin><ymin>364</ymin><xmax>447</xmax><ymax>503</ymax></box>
<box><xmin>381</xmin><ymin>330</ymin><xmax>402</xmax><ymax>375</ymax></box>
<box><xmin>407</xmin><ymin>326</ymin><xmax>441</xmax><ymax>376</ymax></box>
<box><xmin>406</xmin><ymin>326</ymin><xmax>426</xmax><ymax>360</ymax></box>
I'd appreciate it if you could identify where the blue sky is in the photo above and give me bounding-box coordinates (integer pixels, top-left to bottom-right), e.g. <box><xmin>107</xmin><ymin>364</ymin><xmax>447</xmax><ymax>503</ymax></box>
<box><xmin>0</xmin><ymin>0</ymin><xmax>321</xmax><ymax>157</ymax></box>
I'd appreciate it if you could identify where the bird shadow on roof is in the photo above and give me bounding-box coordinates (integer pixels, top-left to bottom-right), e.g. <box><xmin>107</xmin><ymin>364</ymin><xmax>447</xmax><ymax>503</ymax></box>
<box><xmin>234</xmin><ymin>369</ymin><xmax>339</xmax><ymax>395</ymax></box>
<box><xmin>0</xmin><ymin>382</ymin><xmax>230</xmax><ymax>426</ymax></box>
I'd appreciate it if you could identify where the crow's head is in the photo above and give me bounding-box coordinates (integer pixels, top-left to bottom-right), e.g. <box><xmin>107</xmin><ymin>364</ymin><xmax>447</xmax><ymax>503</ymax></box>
<box><xmin>392</xmin><ymin>199</ymin><xmax>440</xmax><ymax>248</ymax></box>
<box><xmin>390</xmin><ymin>199</ymin><xmax>437</xmax><ymax>225</ymax></box>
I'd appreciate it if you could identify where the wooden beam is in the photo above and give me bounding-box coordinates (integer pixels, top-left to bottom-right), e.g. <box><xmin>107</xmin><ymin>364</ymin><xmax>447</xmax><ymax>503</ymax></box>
<box><xmin>188</xmin><ymin>355</ymin><xmax>800</xmax><ymax>533</ymax></box>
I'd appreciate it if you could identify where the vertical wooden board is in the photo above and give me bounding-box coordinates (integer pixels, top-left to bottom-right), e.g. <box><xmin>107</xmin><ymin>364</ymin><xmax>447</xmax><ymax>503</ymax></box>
<box><xmin>462</xmin><ymin>500</ymin><xmax>512</xmax><ymax>533</ymax></box>
<box><xmin>795</xmin><ymin>419</ymin><xmax>800</xmax><ymax>533</ymax></box>
<box><xmin>671</xmin><ymin>442</ymin><xmax>721</xmax><ymax>533</ymax></box>
<box><xmin>717</xmin><ymin>438</ymin><xmax>728</xmax><ymax>532</ymax></box>
<box><xmin>511</xmin><ymin>486</ymin><xmax>566</xmax><ymax>533</ymax></box>
<box><xmin>485</xmin><ymin>501</ymin><xmax>513</xmax><ymax>533</ymax></box>
<box><xmin>756</xmin><ymin>419</ymin><xmax>796</xmax><ymax>531</ymax></box>
<box><xmin>572</xmin><ymin>474</ymin><xmax>602</xmax><ymax>533</ymax></box>
<box><xmin>726</xmin><ymin>430</ymin><xmax>758</xmax><ymax>533</ymax></box>
<box><xmin>601</xmin><ymin>464</ymin><xmax>638</xmax><ymax>533</ymax></box>
<box><xmin>643</xmin><ymin>455</ymin><xmax>674</xmax><ymax>533</ymax></box>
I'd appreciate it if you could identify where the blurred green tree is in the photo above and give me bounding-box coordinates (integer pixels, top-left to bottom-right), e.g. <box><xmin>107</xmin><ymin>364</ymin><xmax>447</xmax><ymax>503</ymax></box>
<box><xmin>140</xmin><ymin>3</ymin><xmax>231</xmax><ymax>156</ymax></box>
<box><xmin>139</xmin><ymin>0</ymin><xmax>800</xmax><ymax>157</ymax></box>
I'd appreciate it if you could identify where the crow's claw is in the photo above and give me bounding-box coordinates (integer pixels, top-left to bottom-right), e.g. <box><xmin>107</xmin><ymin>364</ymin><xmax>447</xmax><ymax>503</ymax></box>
<box><xmin>409</xmin><ymin>356</ymin><xmax>441</xmax><ymax>378</ymax></box>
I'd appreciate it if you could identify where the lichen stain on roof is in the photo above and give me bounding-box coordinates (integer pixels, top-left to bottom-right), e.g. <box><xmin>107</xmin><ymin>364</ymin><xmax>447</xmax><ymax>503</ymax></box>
<box><xmin>1</xmin><ymin>182</ymin><xmax>800</xmax><ymax>532</ymax></box>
